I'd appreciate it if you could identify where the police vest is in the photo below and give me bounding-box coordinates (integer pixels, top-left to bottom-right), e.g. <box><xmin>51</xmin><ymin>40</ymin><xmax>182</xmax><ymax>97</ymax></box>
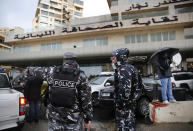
<box><xmin>50</xmin><ymin>66</ymin><xmax>79</xmax><ymax>108</ymax></box>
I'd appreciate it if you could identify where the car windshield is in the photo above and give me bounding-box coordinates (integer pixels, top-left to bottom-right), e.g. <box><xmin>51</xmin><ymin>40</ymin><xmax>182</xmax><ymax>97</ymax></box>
<box><xmin>0</xmin><ymin>74</ymin><xmax>10</xmax><ymax>88</ymax></box>
<box><xmin>142</xmin><ymin>77</ymin><xmax>161</xmax><ymax>87</ymax></box>
<box><xmin>173</xmin><ymin>72</ymin><xmax>193</xmax><ymax>81</ymax></box>
<box><xmin>90</xmin><ymin>76</ymin><xmax>110</xmax><ymax>85</ymax></box>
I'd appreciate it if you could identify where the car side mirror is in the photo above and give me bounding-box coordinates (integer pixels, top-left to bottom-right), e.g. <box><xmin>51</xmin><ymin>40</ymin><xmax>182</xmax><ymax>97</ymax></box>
<box><xmin>105</xmin><ymin>82</ymin><xmax>111</xmax><ymax>86</ymax></box>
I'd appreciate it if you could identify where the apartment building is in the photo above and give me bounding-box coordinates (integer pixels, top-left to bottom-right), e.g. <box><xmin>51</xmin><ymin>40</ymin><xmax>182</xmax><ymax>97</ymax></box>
<box><xmin>1</xmin><ymin>0</ymin><xmax>193</xmax><ymax>76</ymax></box>
<box><xmin>32</xmin><ymin>0</ymin><xmax>84</xmax><ymax>29</ymax></box>
<box><xmin>0</xmin><ymin>27</ymin><xmax>23</xmax><ymax>52</ymax></box>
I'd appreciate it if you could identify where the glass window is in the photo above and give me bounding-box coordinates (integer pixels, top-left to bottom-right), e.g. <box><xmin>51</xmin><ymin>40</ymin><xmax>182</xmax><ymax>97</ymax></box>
<box><xmin>151</xmin><ymin>32</ymin><xmax>161</xmax><ymax>42</ymax></box>
<box><xmin>83</xmin><ymin>39</ymin><xmax>95</xmax><ymax>47</ymax></box>
<box><xmin>122</xmin><ymin>10</ymin><xmax>168</xmax><ymax>20</ymax></box>
<box><xmin>83</xmin><ymin>37</ymin><xmax>108</xmax><ymax>47</ymax></box>
<box><xmin>74</xmin><ymin>0</ymin><xmax>84</xmax><ymax>6</ymax></box>
<box><xmin>142</xmin><ymin>34</ymin><xmax>148</xmax><ymax>42</ymax></box>
<box><xmin>54</xmin><ymin>19</ymin><xmax>61</xmax><ymax>24</ymax></box>
<box><xmin>14</xmin><ymin>45</ymin><xmax>30</xmax><ymax>53</ymax></box>
<box><xmin>156</xmin><ymin>32</ymin><xmax>162</xmax><ymax>41</ymax></box>
<box><xmin>41</xmin><ymin>4</ymin><xmax>49</xmax><ymax>9</ymax></box>
<box><xmin>128</xmin><ymin>0</ymin><xmax>150</xmax><ymax>4</ymax></box>
<box><xmin>50</xmin><ymin>1</ymin><xmax>57</xmax><ymax>6</ymax></box>
<box><xmin>41</xmin><ymin>10</ymin><xmax>48</xmax><ymax>15</ymax></box>
<box><xmin>136</xmin><ymin>34</ymin><xmax>142</xmax><ymax>43</ymax></box>
<box><xmin>146</xmin><ymin>10</ymin><xmax>168</xmax><ymax>17</ymax></box>
<box><xmin>112</xmin><ymin>15</ymin><xmax>119</xmax><ymax>21</ymax></box>
<box><xmin>106</xmin><ymin>77</ymin><xmax>114</xmax><ymax>86</ymax></box>
<box><xmin>41</xmin><ymin>42</ymin><xmax>62</xmax><ymax>51</ymax></box>
<box><xmin>49</xmin><ymin>12</ymin><xmax>54</xmax><ymax>17</ymax></box>
<box><xmin>162</xmin><ymin>32</ymin><xmax>169</xmax><ymax>41</ymax></box>
<box><xmin>169</xmin><ymin>31</ymin><xmax>175</xmax><ymax>40</ymax></box>
<box><xmin>125</xmin><ymin>33</ymin><xmax>148</xmax><ymax>44</ymax></box>
<box><xmin>151</xmin><ymin>31</ymin><xmax>175</xmax><ymax>42</ymax></box>
<box><xmin>176</xmin><ymin>4</ymin><xmax>193</xmax><ymax>14</ymax></box>
<box><xmin>42</xmin><ymin>0</ymin><xmax>50</xmax><ymax>3</ymax></box>
<box><xmin>90</xmin><ymin>76</ymin><xmax>109</xmax><ymax>85</ymax></box>
<box><xmin>0</xmin><ymin>74</ymin><xmax>10</xmax><ymax>88</ymax></box>
<box><xmin>111</xmin><ymin>1</ymin><xmax>118</xmax><ymax>6</ymax></box>
<box><xmin>185</xmin><ymin>35</ymin><xmax>193</xmax><ymax>39</ymax></box>
<box><xmin>131</xmin><ymin>34</ymin><xmax>136</xmax><ymax>43</ymax></box>
<box><xmin>125</xmin><ymin>35</ymin><xmax>131</xmax><ymax>44</ymax></box>
<box><xmin>96</xmin><ymin>37</ymin><xmax>108</xmax><ymax>46</ymax></box>
<box><xmin>40</xmin><ymin>22</ymin><xmax>48</xmax><ymax>27</ymax></box>
<box><xmin>40</xmin><ymin>16</ymin><xmax>48</xmax><ymax>21</ymax></box>
<box><xmin>63</xmin><ymin>5</ymin><xmax>67</xmax><ymax>8</ymax></box>
<box><xmin>74</xmin><ymin>12</ymin><xmax>82</xmax><ymax>17</ymax></box>
<box><xmin>150</xmin><ymin>34</ymin><xmax>155</xmax><ymax>42</ymax></box>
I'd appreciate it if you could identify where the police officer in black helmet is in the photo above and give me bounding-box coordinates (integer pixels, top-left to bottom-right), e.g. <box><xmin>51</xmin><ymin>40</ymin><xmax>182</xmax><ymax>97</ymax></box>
<box><xmin>112</xmin><ymin>48</ymin><xmax>142</xmax><ymax>131</ymax></box>
<box><xmin>47</xmin><ymin>52</ymin><xmax>93</xmax><ymax>131</ymax></box>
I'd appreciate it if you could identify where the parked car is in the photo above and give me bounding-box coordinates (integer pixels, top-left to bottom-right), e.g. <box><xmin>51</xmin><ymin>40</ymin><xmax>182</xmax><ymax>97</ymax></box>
<box><xmin>98</xmin><ymin>75</ymin><xmax>190</xmax><ymax>117</ymax></box>
<box><xmin>89</xmin><ymin>72</ymin><xmax>114</xmax><ymax>106</ymax></box>
<box><xmin>171</xmin><ymin>72</ymin><xmax>193</xmax><ymax>91</ymax></box>
<box><xmin>0</xmin><ymin>72</ymin><xmax>26</xmax><ymax>130</ymax></box>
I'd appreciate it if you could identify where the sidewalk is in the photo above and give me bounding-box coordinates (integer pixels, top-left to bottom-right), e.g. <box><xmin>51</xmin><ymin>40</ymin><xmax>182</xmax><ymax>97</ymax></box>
<box><xmin>21</xmin><ymin>120</ymin><xmax>193</xmax><ymax>131</ymax></box>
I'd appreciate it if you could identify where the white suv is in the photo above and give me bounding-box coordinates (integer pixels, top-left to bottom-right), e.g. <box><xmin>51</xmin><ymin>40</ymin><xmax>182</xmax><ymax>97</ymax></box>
<box><xmin>89</xmin><ymin>72</ymin><xmax>114</xmax><ymax>106</ymax></box>
<box><xmin>171</xmin><ymin>72</ymin><xmax>193</xmax><ymax>91</ymax></box>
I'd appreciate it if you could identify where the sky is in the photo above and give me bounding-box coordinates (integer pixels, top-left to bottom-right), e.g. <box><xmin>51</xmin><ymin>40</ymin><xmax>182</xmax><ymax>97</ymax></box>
<box><xmin>0</xmin><ymin>0</ymin><xmax>110</xmax><ymax>30</ymax></box>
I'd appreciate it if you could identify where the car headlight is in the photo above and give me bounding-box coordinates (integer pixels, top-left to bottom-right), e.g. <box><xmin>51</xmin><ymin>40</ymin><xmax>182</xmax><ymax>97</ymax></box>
<box><xmin>101</xmin><ymin>92</ymin><xmax>110</xmax><ymax>97</ymax></box>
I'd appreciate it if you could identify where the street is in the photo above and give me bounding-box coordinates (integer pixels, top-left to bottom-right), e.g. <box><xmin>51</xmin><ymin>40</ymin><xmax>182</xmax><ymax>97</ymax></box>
<box><xmin>7</xmin><ymin>118</ymin><xmax>193</xmax><ymax>131</ymax></box>
<box><xmin>4</xmin><ymin>106</ymin><xmax>193</xmax><ymax>131</ymax></box>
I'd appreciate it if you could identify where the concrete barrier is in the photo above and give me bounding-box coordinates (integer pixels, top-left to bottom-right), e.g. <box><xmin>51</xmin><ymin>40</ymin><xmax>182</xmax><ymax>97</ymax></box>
<box><xmin>149</xmin><ymin>101</ymin><xmax>193</xmax><ymax>123</ymax></box>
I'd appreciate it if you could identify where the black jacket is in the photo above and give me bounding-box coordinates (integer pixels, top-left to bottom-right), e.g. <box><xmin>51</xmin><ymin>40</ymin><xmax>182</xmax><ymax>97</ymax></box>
<box><xmin>156</xmin><ymin>56</ymin><xmax>172</xmax><ymax>79</ymax></box>
<box><xmin>24</xmin><ymin>75</ymin><xmax>43</xmax><ymax>101</ymax></box>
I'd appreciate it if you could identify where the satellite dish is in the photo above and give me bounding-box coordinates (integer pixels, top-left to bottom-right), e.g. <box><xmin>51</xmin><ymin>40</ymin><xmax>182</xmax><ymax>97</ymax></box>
<box><xmin>172</xmin><ymin>53</ymin><xmax>182</xmax><ymax>66</ymax></box>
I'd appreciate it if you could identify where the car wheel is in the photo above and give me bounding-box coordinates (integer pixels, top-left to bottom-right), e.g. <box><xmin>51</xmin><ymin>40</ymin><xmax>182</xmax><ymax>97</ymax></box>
<box><xmin>92</xmin><ymin>93</ymin><xmax>99</xmax><ymax>107</ymax></box>
<box><xmin>137</xmin><ymin>97</ymin><xmax>150</xmax><ymax>117</ymax></box>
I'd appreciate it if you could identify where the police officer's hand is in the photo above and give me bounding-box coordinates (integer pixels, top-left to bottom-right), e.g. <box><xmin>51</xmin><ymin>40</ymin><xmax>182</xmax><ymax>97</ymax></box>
<box><xmin>118</xmin><ymin>110</ymin><xmax>122</xmax><ymax>112</ymax></box>
<box><xmin>84</xmin><ymin>121</ymin><xmax>91</xmax><ymax>131</ymax></box>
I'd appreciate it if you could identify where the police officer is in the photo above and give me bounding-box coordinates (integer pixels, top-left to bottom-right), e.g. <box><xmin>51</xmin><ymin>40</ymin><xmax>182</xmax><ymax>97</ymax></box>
<box><xmin>112</xmin><ymin>48</ymin><xmax>141</xmax><ymax>131</ymax></box>
<box><xmin>46</xmin><ymin>52</ymin><xmax>93</xmax><ymax>131</ymax></box>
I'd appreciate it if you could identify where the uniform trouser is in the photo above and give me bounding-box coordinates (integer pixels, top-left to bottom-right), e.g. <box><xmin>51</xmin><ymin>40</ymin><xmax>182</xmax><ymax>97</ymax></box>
<box><xmin>48</xmin><ymin>105</ymin><xmax>83</xmax><ymax>131</ymax></box>
<box><xmin>115</xmin><ymin>107</ymin><xmax>136</xmax><ymax>131</ymax></box>
<box><xmin>48</xmin><ymin>116</ymin><xmax>83</xmax><ymax>131</ymax></box>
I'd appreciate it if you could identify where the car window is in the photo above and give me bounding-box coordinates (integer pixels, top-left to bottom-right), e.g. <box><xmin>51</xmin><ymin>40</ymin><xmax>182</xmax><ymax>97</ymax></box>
<box><xmin>142</xmin><ymin>77</ymin><xmax>161</xmax><ymax>87</ymax></box>
<box><xmin>90</xmin><ymin>76</ymin><xmax>110</xmax><ymax>85</ymax></box>
<box><xmin>173</xmin><ymin>73</ymin><xmax>193</xmax><ymax>81</ymax></box>
<box><xmin>0</xmin><ymin>74</ymin><xmax>10</xmax><ymax>88</ymax></box>
<box><xmin>105</xmin><ymin>77</ymin><xmax>114</xmax><ymax>86</ymax></box>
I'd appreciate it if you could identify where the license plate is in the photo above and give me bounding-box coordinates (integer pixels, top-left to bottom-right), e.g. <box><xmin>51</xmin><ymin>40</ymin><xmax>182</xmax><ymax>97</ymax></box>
<box><xmin>102</xmin><ymin>93</ymin><xmax>110</xmax><ymax>97</ymax></box>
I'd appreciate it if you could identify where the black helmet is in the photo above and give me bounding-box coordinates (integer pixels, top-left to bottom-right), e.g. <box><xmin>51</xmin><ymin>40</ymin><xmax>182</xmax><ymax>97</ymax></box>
<box><xmin>112</xmin><ymin>48</ymin><xmax>130</xmax><ymax>63</ymax></box>
<box><xmin>63</xmin><ymin>52</ymin><xmax>78</xmax><ymax>68</ymax></box>
<box><xmin>64</xmin><ymin>52</ymin><xmax>76</xmax><ymax>60</ymax></box>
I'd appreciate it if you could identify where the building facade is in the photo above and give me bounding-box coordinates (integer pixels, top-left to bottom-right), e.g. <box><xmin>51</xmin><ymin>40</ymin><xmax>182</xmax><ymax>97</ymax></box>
<box><xmin>32</xmin><ymin>0</ymin><xmax>84</xmax><ymax>29</ymax></box>
<box><xmin>1</xmin><ymin>0</ymin><xmax>193</xmax><ymax>76</ymax></box>
<box><xmin>0</xmin><ymin>27</ymin><xmax>23</xmax><ymax>52</ymax></box>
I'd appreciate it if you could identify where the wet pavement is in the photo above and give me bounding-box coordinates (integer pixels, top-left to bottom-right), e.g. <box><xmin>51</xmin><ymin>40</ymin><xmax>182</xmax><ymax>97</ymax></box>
<box><xmin>20</xmin><ymin>119</ymin><xmax>193</xmax><ymax>131</ymax></box>
<box><xmin>4</xmin><ymin>106</ymin><xmax>193</xmax><ymax>131</ymax></box>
